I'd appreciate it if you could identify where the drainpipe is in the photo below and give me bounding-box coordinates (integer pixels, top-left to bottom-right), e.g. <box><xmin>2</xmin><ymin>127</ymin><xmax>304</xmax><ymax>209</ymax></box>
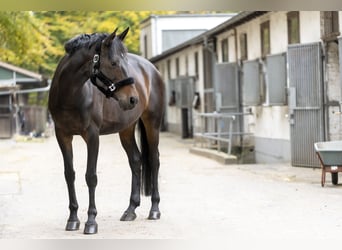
<box><xmin>234</xmin><ymin>27</ymin><xmax>245</xmax><ymax>150</ymax></box>
<box><xmin>320</xmin><ymin>39</ymin><xmax>329</xmax><ymax>141</ymax></box>
<box><xmin>338</xmin><ymin>36</ymin><xmax>342</xmax><ymax>140</ymax></box>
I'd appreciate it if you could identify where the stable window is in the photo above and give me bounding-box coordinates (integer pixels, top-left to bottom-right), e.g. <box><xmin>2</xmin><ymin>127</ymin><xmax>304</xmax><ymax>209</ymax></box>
<box><xmin>175</xmin><ymin>58</ymin><xmax>180</xmax><ymax>76</ymax></box>
<box><xmin>242</xmin><ymin>59</ymin><xmax>261</xmax><ymax>106</ymax></box>
<box><xmin>167</xmin><ymin>59</ymin><xmax>171</xmax><ymax>79</ymax></box>
<box><xmin>194</xmin><ymin>52</ymin><xmax>199</xmax><ymax>78</ymax></box>
<box><xmin>287</xmin><ymin>11</ymin><xmax>300</xmax><ymax>44</ymax></box>
<box><xmin>322</xmin><ymin>11</ymin><xmax>340</xmax><ymax>40</ymax></box>
<box><xmin>239</xmin><ymin>33</ymin><xmax>248</xmax><ymax>60</ymax></box>
<box><xmin>265</xmin><ymin>53</ymin><xmax>287</xmax><ymax>106</ymax></box>
<box><xmin>260</xmin><ymin>21</ymin><xmax>270</xmax><ymax>58</ymax></box>
<box><xmin>221</xmin><ymin>38</ymin><xmax>229</xmax><ymax>62</ymax></box>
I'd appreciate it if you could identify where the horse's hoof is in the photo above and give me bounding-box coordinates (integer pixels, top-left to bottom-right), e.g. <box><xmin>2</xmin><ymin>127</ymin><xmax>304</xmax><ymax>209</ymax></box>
<box><xmin>148</xmin><ymin>211</ymin><xmax>161</xmax><ymax>220</ymax></box>
<box><xmin>65</xmin><ymin>219</ymin><xmax>80</xmax><ymax>231</ymax></box>
<box><xmin>84</xmin><ymin>222</ymin><xmax>98</xmax><ymax>234</ymax></box>
<box><xmin>120</xmin><ymin>211</ymin><xmax>137</xmax><ymax>221</ymax></box>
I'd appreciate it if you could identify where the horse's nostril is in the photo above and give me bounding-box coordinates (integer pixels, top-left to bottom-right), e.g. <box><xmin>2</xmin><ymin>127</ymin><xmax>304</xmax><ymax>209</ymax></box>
<box><xmin>130</xmin><ymin>96</ymin><xmax>138</xmax><ymax>105</ymax></box>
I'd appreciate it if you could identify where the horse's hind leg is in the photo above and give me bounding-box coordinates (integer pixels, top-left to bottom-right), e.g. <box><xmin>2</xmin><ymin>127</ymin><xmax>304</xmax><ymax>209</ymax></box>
<box><xmin>82</xmin><ymin>125</ymin><xmax>100</xmax><ymax>234</ymax></box>
<box><xmin>140</xmin><ymin>119</ymin><xmax>161</xmax><ymax>220</ymax></box>
<box><xmin>55</xmin><ymin>130</ymin><xmax>80</xmax><ymax>231</ymax></box>
<box><xmin>119</xmin><ymin>124</ymin><xmax>141</xmax><ymax>221</ymax></box>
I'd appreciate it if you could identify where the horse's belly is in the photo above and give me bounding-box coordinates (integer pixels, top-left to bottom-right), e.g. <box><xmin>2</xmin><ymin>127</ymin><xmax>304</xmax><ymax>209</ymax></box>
<box><xmin>99</xmin><ymin>110</ymin><xmax>142</xmax><ymax>135</ymax></box>
<box><xmin>99</xmin><ymin>117</ymin><xmax>137</xmax><ymax>134</ymax></box>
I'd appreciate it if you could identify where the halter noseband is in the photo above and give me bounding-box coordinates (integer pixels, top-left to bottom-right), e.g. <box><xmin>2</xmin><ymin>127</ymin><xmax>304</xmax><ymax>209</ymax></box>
<box><xmin>90</xmin><ymin>39</ymin><xmax>134</xmax><ymax>98</ymax></box>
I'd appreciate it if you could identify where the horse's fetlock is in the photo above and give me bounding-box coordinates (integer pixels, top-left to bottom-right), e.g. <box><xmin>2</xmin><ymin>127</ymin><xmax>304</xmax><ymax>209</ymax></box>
<box><xmin>69</xmin><ymin>203</ymin><xmax>78</xmax><ymax>211</ymax></box>
<box><xmin>87</xmin><ymin>208</ymin><xmax>97</xmax><ymax>217</ymax></box>
<box><xmin>131</xmin><ymin>195</ymin><xmax>140</xmax><ymax>207</ymax></box>
<box><xmin>151</xmin><ymin>196</ymin><xmax>160</xmax><ymax>204</ymax></box>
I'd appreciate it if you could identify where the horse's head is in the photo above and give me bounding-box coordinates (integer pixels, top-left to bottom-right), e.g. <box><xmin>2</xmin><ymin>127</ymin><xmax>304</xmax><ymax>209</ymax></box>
<box><xmin>91</xmin><ymin>27</ymin><xmax>139</xmax><ymax>111</ymax></box>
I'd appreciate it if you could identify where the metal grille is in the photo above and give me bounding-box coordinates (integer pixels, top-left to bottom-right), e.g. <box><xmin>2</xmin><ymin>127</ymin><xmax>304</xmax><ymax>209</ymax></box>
<box><xmin>288</xmin><ymin>42</ymin><xmax>324</xmax><ymax>167</ymax></box>
<box><xmin>215</xmin><ymin>62</ymin><xmax>239</xmax><ymax>109</ymax></box>
<box><xmin>174</xmin><ymin>77</ymin><xmax>194</xmax><ymax>108</ymax></box>
<box><xmin>242</xmin><ymin>59</ymin><xmax>260</xmax><ymax>106</ymax></box>
<box><xmin>214</xmin><ymin>62</ymin><xmax>241</xmax><ymax>145</ymax></box>
<box><xmin>266</xmin><ymin>53</ymin><xmax>287</xmax><ymax>105</ymax></box>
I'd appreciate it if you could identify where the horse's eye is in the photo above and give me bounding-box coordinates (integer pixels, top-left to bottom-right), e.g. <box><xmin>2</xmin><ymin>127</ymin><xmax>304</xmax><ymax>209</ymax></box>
<box><xmin>111</xmin><ymin>61</ymin><xmax>117</xmax><ymax>67</ymax></box>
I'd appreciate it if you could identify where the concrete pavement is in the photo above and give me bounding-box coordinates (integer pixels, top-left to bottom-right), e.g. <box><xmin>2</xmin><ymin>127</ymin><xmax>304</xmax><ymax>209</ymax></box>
<box><xmin>0</xmin><ymin>132</ymin><xmax>342</xmax><ymax>240</ymax></box>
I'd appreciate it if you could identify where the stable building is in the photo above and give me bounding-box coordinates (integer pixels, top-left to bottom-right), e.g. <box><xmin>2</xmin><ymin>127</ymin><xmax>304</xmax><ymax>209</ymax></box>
<box><xmin>0</xmin><ymin>61</ymin><xmax>50</xmax><ymax>138</ymax></box>
<box><xmin>141</xmin><ymin>11</ymin><xmax>342</xmax><ymax>167</ymax></box>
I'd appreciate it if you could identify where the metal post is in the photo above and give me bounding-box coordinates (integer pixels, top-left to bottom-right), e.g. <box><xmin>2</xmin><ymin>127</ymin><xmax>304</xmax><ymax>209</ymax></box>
<box><xmin>217</xmin><ymin>115</ymin><xmax>221</xmax><ymax>153</ymax></box>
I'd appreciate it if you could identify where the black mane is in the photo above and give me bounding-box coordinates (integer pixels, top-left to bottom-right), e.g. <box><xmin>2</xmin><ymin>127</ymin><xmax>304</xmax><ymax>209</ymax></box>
<box><xmin>64</xmin><ymin>33</ymin><xmax>108</xmax><ymax>55</ymax></box>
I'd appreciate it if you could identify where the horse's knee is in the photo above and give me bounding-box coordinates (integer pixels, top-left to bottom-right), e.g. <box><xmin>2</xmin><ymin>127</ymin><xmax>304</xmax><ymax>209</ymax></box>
<box><xmin>64</xmin><ymin>169</ymin><xmax>75</xmax><ymax>182</ymax></box>
<box><xmin>85</xmin><ymin>173</ymin><xmax>98</xmax><ymax>187</ymax></box>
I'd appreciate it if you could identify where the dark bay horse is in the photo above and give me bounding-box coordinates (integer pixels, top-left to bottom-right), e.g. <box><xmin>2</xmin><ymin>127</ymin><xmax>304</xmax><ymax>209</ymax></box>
<box><xmin>48</xmin><ymin>27</ymin><xmax>165</xmax><ymax>234</ymax></box>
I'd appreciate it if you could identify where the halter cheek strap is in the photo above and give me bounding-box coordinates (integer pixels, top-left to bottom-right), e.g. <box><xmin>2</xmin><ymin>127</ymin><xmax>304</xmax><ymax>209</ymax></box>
<box><xmin>90</xmin><ymin>39</ymin><xmax>135</xmax><ymax>98</ymax></box>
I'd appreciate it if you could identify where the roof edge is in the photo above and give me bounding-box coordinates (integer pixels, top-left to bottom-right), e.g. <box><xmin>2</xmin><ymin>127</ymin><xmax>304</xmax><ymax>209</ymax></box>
<box><xmin>149</xmin><ymin>11</ymin><xmax>268</xmax><ymax>63</ymax></box>
<box><xmin>0</xmin><ymin>61</ymin><xmax>43</xmax><ymax>81</ymax></box>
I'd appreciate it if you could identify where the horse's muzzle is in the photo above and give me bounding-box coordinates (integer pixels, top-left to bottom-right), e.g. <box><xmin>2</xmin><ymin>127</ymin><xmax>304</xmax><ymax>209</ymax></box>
<box><xmin>118</xmin><ymin>95</ymin><xmax>139</xmax><ymax>110</ymax></box>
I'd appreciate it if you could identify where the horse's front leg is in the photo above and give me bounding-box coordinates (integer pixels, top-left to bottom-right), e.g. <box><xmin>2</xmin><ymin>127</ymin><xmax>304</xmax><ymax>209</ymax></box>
<box><xmin>119</xmin><ymin>125</ymin><xmax>141</xmax><ymax>221</ymax></box>
<box><xmin>82</xmin><ymin>125</ymin><xmax>100</xmax><ymax>234</ymax></box>
<box><xmin>55</xmin><ymin>129</ymin><xmax>80</xmax><ymax>231</ymax></box>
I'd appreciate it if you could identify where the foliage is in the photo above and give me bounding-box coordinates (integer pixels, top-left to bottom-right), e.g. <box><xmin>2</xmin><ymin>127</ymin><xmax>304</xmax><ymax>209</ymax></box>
<box><xmin>0</xmin><ymin>11</ymin><xmax>57</xmax><ymax>76</ymax></box>
<box><xmin>0</xmin><ymin>11</ymin><xmax>182</xmax><ymax>78</ymax></box>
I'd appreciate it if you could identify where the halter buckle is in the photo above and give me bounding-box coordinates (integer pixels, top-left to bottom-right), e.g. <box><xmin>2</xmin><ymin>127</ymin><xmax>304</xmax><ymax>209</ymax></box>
<box><xmin>93</xmin><ymin>54</ymin><xmax>100</xmax><ymax>63</ymax></box>
<box><xmin>108</xmin><ymin>84</ymin><xmax>116</xmax><ymax>92</ymax></box>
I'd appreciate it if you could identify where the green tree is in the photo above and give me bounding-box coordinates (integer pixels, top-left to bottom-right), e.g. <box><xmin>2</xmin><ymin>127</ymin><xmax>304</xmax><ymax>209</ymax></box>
<box><xmin>0</xmin><ymin>11</ymin><xmax>56</xmax><ymax>76</ymax></box>
<box><xmin>1</xmin><ymin>11</ymin><xmax>178</xmax><ymax>78</ymax></box>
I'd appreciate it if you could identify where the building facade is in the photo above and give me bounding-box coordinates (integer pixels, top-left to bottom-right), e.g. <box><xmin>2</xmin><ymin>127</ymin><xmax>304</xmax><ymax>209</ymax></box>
<box><xmin>142</xmin><ymin>11</ymin><xmax>342</xmax><ymax>167</ymax></box>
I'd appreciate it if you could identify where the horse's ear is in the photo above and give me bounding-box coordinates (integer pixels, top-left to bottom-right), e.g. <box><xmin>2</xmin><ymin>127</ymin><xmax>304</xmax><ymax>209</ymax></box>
<box><xmin>118</xmin><ymin>27</ymin><xmax>129</xmax><ymax>41</ymax></box>
<box><xmin>104</xmin><ymin>27</ymin><xmax>118</xmax><ymax>46</ymax></box>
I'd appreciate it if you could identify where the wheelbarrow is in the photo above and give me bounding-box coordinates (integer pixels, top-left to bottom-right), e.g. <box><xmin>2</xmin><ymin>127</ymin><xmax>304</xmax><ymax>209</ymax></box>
<box><xmin>314</xmin><ymin>141</ymin><xmax>342</xmax><ymax>187</ymax></box>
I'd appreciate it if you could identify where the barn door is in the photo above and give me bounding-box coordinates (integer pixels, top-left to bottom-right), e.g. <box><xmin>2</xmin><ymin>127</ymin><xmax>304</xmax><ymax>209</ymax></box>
<box><xmin>287</xmin><ymin>42</ymin><xmax>325</xmax><ymax>167</ymax></box>
<box><xmin>175</xmin><ymin>76</ymin><xmax>195</xmax><ymax>138</ymax></box>
<box><xmin>203</xmin><ymin>46</ymin><xmax>216</xmax><ymax>112</ymax></box>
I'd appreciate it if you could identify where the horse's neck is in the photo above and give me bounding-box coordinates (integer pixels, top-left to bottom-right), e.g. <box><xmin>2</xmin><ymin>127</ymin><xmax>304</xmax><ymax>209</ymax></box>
<box><xmin>52</xmin><ymin>50</ymin><xmax>93</xmax><ymax>107</ymax></box>
<box><xmin>66</xmin><ymin>51</ymin><xmax>92</xmax><ymax>85</ymax></box>
<box><xmin>62</xmin><ymin>49</ymin><xmax>94</xmax><ymax>88</ymax></box>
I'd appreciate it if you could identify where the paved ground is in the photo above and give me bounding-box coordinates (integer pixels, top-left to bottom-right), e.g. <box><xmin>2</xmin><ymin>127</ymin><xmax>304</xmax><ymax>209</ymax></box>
<box><xmin>1</xmin><ymin>132</ymin><xmax>342</xmax><ymax>240</ymax></box>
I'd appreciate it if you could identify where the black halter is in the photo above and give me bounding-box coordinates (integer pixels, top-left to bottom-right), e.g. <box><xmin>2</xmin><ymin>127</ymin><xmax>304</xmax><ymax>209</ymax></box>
<box><xmin>90</xmin><ymin>39</ymin><xmax>134</xmax><ymax>98</ymax></box>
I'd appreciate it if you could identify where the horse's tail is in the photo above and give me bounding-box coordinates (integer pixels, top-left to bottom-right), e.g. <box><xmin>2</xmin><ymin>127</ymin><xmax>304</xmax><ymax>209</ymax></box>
<box><xmin>138</xmin><ymin>119</ymin><xmax>152</xmax><ymax>196</ymax></box>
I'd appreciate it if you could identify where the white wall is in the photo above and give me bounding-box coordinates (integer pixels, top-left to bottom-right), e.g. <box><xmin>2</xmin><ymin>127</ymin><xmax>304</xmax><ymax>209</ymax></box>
<box><xmin>270</xmin><ymin>11</ymin><xmax>288</xmax><ymax>54</ymax></box>
<box><xmin>300</xmin><ymin>11</ymin><xmax>321</xmax><ymax>43</ymax></box>
<box><xmin>140</xmin><ymin>15</ymin><xmax>233</xmax><ymax>59</ymax></box>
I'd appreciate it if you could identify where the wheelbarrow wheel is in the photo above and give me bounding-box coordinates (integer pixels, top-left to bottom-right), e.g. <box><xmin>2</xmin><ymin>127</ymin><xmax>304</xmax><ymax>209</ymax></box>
<box><xmin>331</xmin><ymin>173</ymin><xmax>338</xmax><ymax>185</ymax></box>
